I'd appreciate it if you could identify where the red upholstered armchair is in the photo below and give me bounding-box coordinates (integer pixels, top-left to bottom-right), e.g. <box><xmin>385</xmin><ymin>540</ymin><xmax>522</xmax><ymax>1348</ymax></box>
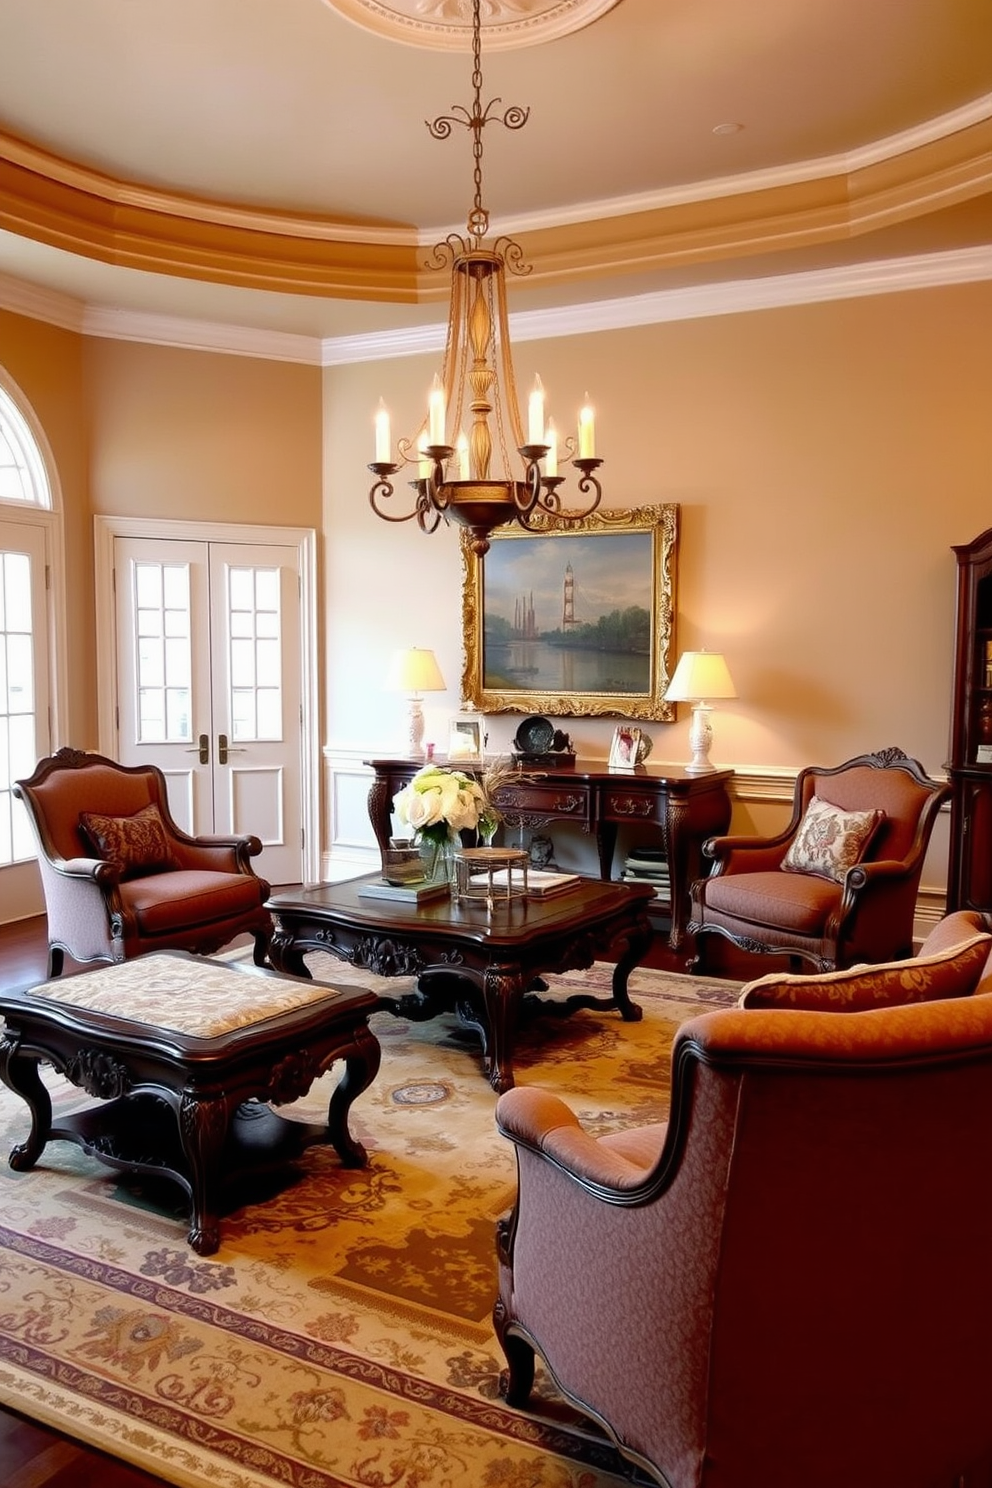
<box><xmin>14</xmin><ymin>748</ymin><xmax>272</xmax><ymax>977</ymax></box>
<box><xmin>688</xmin><ymin>746</ymin><xmax>950</xmax><ymax>974</ymax></box>
<box><xmin>495</xmin><ymin>994</ymin><xmax>992</xmax><ymax>1488</ymax></box>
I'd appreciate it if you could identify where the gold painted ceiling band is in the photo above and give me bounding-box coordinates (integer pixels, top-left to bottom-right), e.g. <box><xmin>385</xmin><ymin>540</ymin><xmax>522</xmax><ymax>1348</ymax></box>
<box><xmin>1</xmin><ymin>119</ymin><xmax>990</xmax><ymax>303</ymax></box>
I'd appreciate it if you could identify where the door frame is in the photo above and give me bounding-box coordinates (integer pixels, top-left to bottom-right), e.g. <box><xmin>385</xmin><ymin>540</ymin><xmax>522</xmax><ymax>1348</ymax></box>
<box><xmin>94</xmin><ymin>515</ymin><xmax>320</xmax><ymax>884</ymax></box>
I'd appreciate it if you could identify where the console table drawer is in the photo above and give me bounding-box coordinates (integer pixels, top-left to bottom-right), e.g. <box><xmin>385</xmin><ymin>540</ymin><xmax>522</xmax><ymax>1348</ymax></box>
<box><xmin>495</xmin><ymin>783</ymin><xmax>591</xmax><ymax>819</ymax></box>
<box><xmin>600</xmin><ymin>787</ymin><xmax>665</xmax><ymax>826</ymax></box>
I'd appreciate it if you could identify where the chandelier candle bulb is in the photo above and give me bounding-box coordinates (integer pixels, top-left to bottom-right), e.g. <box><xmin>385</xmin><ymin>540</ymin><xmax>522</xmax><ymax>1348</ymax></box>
<box><xmin>545</xmin><ymin>418</ymin><xmax>558</xmax><ymax>477</ymax></box>
<box><xmin>578</xmin><ymin>398</ymin><xmax>595</xmax><ymax>458</ymax></box>
<box><xmin>528</xmin><ymin>376</ymin><xmax>545</xmax><ymax>445</ymax></box>
<box><xmin>374</xmin><ymin>400</ymin><xmax>391</xmax><ymax>464</ymax></box>
<box><xmin>428</xmin><ymin>375</ymin><xmax>446</xmax><ymax>446</ymax></box>
<box><xmin>417</xmin><ymin>438</ymin><xmax>430</xmax><ymax>478</ymax></box>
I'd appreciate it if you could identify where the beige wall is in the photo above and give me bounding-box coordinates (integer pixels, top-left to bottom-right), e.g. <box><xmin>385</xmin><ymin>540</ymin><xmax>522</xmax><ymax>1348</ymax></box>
<box><xmin>324</xmin><ymin>281</ymin><xmax>992</xmax><ymax>793</ymax></box>
<box><xmin>83</xmin><ymin>339</ymin><xmax>322</xmax><ymax>527</ymax></box>
<box><xmin>5</xmin><ymin>277</ymin><xmax>992</xmax><ymax>897</ymax></box>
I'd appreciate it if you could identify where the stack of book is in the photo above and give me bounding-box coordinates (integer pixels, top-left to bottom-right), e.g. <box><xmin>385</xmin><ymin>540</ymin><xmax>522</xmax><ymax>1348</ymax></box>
<box><xmin>358</xmin><ymin>878</ymin><xmax>450</xmax><ymax>904</ymax></box>
<box><xmin>475</xmin><ymin>868</ymin><xmax>581</xmax><ymax>899</ymax></box>
<box><xmin>622</xmin><ymin>844</ymin><xmax>670</xmax><ymax>901</ymax></box>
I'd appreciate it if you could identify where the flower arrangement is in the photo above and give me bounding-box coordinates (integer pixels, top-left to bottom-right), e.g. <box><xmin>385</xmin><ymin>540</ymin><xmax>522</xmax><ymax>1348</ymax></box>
<box><xmin>392</xmin><ymin>764</ymin><xmax>486</xmax><ymax>853</ymax></box>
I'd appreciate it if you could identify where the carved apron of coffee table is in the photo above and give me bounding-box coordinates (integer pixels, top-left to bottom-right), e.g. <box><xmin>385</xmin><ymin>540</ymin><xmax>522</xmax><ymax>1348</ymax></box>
<box><xmin>0</xmin><ymin>951</ymin><xmax>381</xmax><ymax>1255</ymax></box>
<box><xmin>267</xmin><ymin>877</ymin><xmax>655</xmax><ymax>1093</ymax></box>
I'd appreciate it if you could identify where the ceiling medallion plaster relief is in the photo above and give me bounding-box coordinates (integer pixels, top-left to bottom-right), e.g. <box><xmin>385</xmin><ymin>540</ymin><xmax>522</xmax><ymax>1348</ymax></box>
<box><xmin>323</xmin><ymin>0</ymin><xmax>622</xmax><ymax>49</ymax></box>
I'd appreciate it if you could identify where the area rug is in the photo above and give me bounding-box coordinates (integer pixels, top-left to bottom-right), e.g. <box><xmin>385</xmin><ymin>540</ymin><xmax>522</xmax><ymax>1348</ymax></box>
<box><xmin>0</xmin><ymin>954</ymin><xmax>740</xmax><ymax>1488</ymax></box>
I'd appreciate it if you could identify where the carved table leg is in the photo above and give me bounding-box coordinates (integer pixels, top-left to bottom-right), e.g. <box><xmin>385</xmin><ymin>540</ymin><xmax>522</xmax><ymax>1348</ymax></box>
<box><xmin>0</xmin><ymin>1037</ymin><xmax>52</xmax><ymax>1170</ymax></box>
<box><xmin>178</xmin><ymin>1091</ymin><xmax>230</xmax><ymax>1256</ymax></box>
<box><xmin>482</xmin><ymin>965</ymin><xmax>527</xmax><ymax>1095</ymax></box>
<box><xmin>610</xmin><ymin>912</ymin><xmax>652</xmax><ymax>1021</ymax></box>
<box><xmin>664</xmin><ymin>794</ymin><xmax>692</xmax><ymax>950</ymax></box>
<box><xmin>267</xmin><ymin>925</ymin><xmax>312</xmax><ymax>980</ymax></box>
<box><xmin>327</xmin><ymin>1024</ymin><xmax>381</xmax><ymax>1167</ymax></box>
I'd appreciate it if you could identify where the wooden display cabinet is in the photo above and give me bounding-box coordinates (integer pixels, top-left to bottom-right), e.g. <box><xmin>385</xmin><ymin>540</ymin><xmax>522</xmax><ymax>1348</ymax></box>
<box><xmin>946</xmin><ymin>528</ymin><xmax>992</xmax><ymax>913</ymax></box>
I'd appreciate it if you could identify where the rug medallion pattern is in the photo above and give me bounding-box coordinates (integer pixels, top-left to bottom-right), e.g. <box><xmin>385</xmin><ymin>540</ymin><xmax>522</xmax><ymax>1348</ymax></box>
<box><xmin>0</xmin><ymin>953</ymin><xmax>738</xmax><ymax>1488</ymax></box>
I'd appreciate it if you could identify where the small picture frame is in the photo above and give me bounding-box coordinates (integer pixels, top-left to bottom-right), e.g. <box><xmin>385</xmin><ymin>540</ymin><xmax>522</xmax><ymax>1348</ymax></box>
<box><xmin>448</xmin><ymin>714</ymin><xmax>484</xmax><ymax>764</ymax></box>
<box><xmin>608</xmin><ymin>724</ymin><xmax>641</xmax><ymax>771</ymax></box>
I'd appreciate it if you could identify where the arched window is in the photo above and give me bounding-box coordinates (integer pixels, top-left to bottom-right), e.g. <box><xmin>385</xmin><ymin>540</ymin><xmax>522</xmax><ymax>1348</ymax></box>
<box><xmin>0</xmin><ymin>373</ymin><xmax>60</xmax><ymax>883</ymax></box>
<box><xmin>0</xmin><ymin>382</ymin><xmax>52</xmax><ymax>509</ymax></box>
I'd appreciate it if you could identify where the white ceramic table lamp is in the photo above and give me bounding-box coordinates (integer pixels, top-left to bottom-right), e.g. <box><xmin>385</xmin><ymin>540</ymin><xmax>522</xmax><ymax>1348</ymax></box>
<box><xmin>664</xmin><ymin>650</ymin><xmax>737</xmax><ymax>773</ymax></box>
<box><xmin>385</xmin><ymin>647</ymin><xmax>446</xmax><ymax>760</ymax></box>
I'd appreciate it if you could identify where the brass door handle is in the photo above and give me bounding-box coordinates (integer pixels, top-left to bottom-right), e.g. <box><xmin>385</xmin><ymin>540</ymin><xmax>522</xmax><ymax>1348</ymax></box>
<box><xmin>185</xmin><ymin>733</ymin><xmax>209</xmax><ymax>764</ymax></box>
<box><xmin>217</xmin><ymin>734</ymin><xmax>247</xmax><ymax>765</ymax></box>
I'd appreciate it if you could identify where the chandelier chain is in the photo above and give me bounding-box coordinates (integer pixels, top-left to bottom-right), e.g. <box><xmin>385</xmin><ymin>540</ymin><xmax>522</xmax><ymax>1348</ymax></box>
<box><xmin>426</xmin><ymin>0</ymin><xmax>529</xmax><ymax>244</ymax></box>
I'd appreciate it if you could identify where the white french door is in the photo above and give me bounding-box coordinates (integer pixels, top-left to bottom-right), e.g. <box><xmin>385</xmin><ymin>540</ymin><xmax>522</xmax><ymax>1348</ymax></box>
<box><xmin>112</xmin><ymin>535</ymin><xmax>304</xmax><ymax>885</ymax></box>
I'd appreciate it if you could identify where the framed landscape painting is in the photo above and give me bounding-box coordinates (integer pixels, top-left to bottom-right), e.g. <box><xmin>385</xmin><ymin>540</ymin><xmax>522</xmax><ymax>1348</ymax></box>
<box><xmin>460</xmin><ymin>503</ymin><xmax>679</xmax><ymax>721</ymax></box>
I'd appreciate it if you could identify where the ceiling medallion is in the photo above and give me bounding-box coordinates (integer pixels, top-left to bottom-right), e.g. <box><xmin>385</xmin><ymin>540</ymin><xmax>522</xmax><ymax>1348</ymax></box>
<box><xmin>323</xmin><ymin>0</ymin><xmax>622</xmax><ymax>51</ymax></box>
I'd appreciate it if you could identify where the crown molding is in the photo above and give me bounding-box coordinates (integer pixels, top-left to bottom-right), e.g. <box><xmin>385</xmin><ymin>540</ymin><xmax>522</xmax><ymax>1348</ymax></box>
<box><xmin>321</xmin><ymin>246</ymin><xmax>992</xmax><ymax>365</ymax></box>
<box><xmin>3</xmin><ymin>245</ymin><xmax>990</xmax><ymax>364</ymax></box>
<box><xmin>3</xmin><ymin>244</ymin><xmax>990</xmax><ymax>364</ymax></box>
<box><xmin>81</xmin><ymin>306</ymin><xmax>323</xmax><ymax>364</ymax></box>
<box><xmin>0</xmin><ymin>270</ymin><xmax>86</xmax><ymax>333</ymax></box>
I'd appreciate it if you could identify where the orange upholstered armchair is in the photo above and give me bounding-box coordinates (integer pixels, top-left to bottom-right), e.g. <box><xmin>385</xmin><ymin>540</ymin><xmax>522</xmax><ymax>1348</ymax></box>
<box><xmin>688</xmin><ymin>746</ymin><xmax>950</xmax><ymax>974</ymax></box>
<box><xmin>494</xmin><ymin>992</ymin><xmax>992</xmax><ymax>1488</ymax></box>
<box><xmin>15</xmin><ymin>748</ymin><xmax>272</xmax><ymax>977</ymax></box>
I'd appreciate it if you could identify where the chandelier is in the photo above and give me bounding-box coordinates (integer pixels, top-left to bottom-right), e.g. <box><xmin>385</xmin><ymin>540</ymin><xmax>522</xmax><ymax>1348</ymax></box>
<box><xmin>368</xmin><ymin>0</ymin><xmax>604</xmax><ymax>557</ymax></box>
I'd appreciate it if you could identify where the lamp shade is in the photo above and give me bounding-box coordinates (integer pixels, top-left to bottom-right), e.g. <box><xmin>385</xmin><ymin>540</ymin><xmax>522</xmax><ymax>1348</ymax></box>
<box><xmin>665</xmin><ymin>651</ymin><xmax>737</xmax><ymax>703</ymax></box>
<box><xmin>385</xmin><ymin>647</ymin><xmax>446</xmax><ymax>696</ymax></box>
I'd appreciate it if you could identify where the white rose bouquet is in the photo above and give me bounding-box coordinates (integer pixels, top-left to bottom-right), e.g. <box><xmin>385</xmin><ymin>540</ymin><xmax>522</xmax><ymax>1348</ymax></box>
<box><xmin>392</xmin><ymin>765</ymin><xmax>486</xmax><ymax>857</ymax></box>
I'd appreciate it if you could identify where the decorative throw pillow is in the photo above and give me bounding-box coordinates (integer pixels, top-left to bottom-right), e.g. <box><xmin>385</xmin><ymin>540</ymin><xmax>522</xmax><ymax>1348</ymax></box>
<box><xmin>738</xmin><ymin>932</ymin><xmax>992</xmax><ymax>1011</ymax></box>
<box><xmin>781</xmin><ymin>795</ymin><xmax>883</xmax><ymax>883</ymax></box>
<box><xmin>79</xmin><ymin>803</ymin><xmax>177</xmax><ymax>879</ymax></box>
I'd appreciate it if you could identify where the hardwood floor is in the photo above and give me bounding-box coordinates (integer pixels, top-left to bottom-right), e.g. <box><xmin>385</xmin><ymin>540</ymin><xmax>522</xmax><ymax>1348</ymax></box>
<box><xmin>0</xmin><ymin>909</ymin><xmax>755</xmax><ymax>1485</ymax></box>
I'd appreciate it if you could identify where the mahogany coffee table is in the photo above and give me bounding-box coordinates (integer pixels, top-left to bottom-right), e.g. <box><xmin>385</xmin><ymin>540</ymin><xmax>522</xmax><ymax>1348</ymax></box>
<box><xmin>266</xmin><ymin>875</ymin><xmax>655</xmax><ymax>1093</ymax></box>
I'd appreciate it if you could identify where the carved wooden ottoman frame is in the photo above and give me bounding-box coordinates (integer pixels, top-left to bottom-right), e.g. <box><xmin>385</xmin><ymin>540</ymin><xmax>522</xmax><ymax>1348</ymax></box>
<box><xmin>0</xmin><ymin>950</ymin><xmax>381</xmax><ymax>1254</ymax></box>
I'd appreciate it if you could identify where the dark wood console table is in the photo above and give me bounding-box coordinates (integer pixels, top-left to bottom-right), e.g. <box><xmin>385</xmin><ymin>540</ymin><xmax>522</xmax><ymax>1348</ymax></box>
<box><xmin>364</xmin><ymin>757</ymin><xmax>733</xmax><ymax>952</ymax></box>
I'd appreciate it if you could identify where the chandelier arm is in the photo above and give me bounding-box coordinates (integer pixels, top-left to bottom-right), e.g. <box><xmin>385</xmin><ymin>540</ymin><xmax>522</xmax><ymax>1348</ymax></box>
<box><xmin>424</xmin><ymin>448</ymin><xmax>455</xmax><ymax>513</ymax></box>
<box><xmin>569</xmin><ymin>459</ymin><xmax>605</xmax><ymax>519</ymax></box>
<box><xmin>414</xmin><ymin>486</ymin><xmax>444</xmax><ymax>535</ymax></box>
<box><xmin>368</xmin><ymin>466</ymin><xmax>416</xmax><ymax>524</ymax></box>
<box><xmin>514</xmin><ymin>446</ymin><xmax>547</xmax><ymax>514</ymax></box>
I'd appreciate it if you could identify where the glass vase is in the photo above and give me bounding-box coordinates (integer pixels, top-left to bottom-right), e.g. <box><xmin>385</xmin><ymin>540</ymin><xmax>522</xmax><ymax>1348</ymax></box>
<box><xmin>419</xmin><ymin>834</ymin><xmax>456</xmax><ymax>887</ymax></box>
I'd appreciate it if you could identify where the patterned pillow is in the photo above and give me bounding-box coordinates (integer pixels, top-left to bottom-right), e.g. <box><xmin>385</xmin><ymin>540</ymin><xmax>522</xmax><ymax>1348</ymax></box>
<box><xmin>79</xmin><ymin>803</ymin><xmax>178</xmax><ymax>879</ymax></box>
<box><xmin>738</xmin><ymin>933</ymin><xmax>992</xmax><ymax>1011</ymax></box>
<box><xmin>781</xmin><ymin>795</ymin><xmax>883</xmax><ymax>883</ymax></box>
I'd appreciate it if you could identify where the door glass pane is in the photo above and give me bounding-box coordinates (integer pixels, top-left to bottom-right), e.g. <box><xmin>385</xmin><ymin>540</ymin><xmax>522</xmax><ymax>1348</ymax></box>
<box><xmin>0</xmin><ymin>550</ymin><xmax>37</xmax><ymax>864</ymax></box>
<box><xmin>227</xmin><ymin>567</ymin><xmax>282</xmax><ymax>741</ymax></box>
<box><xmin>133</xmin><ymin>562</ymin><xmax>192</xmax><ymax>742</ymax></box>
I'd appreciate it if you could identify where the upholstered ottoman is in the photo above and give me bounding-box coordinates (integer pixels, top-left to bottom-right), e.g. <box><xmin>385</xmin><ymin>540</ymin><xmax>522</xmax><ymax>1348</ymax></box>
<box><xmin>0</xmin><ymin>950</ymin><xmax>381</xmax><ymax>1254</ymax></box>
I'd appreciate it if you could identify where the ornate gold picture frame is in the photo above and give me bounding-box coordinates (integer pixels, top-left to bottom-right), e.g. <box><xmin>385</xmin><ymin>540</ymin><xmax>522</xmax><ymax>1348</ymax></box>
<box><xmin>461</xmin><ymin>503</ymin><xmax>679</xmax><ymax>721</ymax></box>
